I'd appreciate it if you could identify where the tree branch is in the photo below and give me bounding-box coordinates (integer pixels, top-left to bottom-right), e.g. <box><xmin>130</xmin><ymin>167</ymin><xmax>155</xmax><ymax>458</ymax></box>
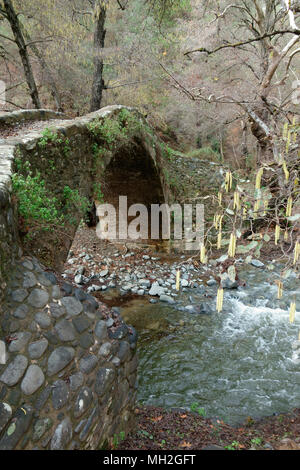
<box><xmin>0</xmin><ymin>32</ymin><xmax>15</xmax><ymax>42</ymax></box>
<box><xmin>286</xmin><ymin>47</ymin><xmax>300</xmax><ymax>70</ymax></box>
<box><xmin>184</xmin><ymin>30</ymin><xmax>300</xmax><ymax>56</ymax></box>
<box><xmin>116</xmin><ymin>0</ymin><xmax>129</xmax><ymax>10</ymax></box>
<box><xmin>106</xmin><ymin>78</ymin><xmax>159</xmax><ymax>90</ymax></box>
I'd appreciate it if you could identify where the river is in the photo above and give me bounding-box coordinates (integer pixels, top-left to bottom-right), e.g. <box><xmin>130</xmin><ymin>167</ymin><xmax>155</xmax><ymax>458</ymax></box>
<box><xmin>120</xmin><ymin>264</ymin><xmax>300</xmax><ymax>425</ymax></box>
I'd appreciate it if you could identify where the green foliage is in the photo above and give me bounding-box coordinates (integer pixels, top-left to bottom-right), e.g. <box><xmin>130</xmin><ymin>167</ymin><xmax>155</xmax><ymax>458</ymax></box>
<box><xmin>137</xmin><ymin>429</ymin><xmax>154</xmax><ymax>440</ymax></box>
<box><xmin>63</xmin><ymin>138</ymin><xmax>71</xmax><ymax>156</ymax></box>
<box><xmin>12</xmin><ymin>169</ymin><xmax>62</xmax><ymax>228</ymax></box>
<box><xmin>187</xmin><ymin>146</ymin><xmax>221</xmax><ymax>162</ymax></box>
<box><xmin>38</xmin><ymin>128</ymin><xmax>71</xmax><ymax>156</ymax></box>
<box><xmin>224</xmin><ymin>441</ymin><xmax>240</xmax><ymax>451</ymax></box>
<box><xmin>210</xmin><ymin>138</ymin><xmax>221</xmax><ymax>154</ymax></box>
<box><xmin>112</xmin><ymin>431</ymin><xmax>126</xmax><ymax>449</ymax></box>
<box><xmin>92</xmin><ymin>142</ymin><xmax>102</xmax><ymax>157</ymax></box>
<box><xmin>190</xmin><ymin>402</ymin><xmax>206</xmax><ymax>417</ymax></box>
<box><xmin>93</xmin><ymin>183</ymin><xmax>104</xmax><ymax>202</ymax></box>
<box><xmin>88</xmin><ymin>109</ymin><xmax>146</xmax><ymax>149</ymax></box>
<box><xmin>150</xmin><ymin>0</ymin><xmax>191</xmax><ymax>26</ymax></box>
<box><xmin>251</xmin><ymin>437</ymin><xmax>263</xmax><ymax>447</ymax></box>
<box><xmin>12</xmin><ymin>160</ymin><xmax>91</xmax><ymax>233</ymax></box>
<box><xmin>160</xmin><ymin>142</ymin><xmax>179</xmax><ymax>162</ymax></box>
<box><xmin>63</xmin><ymin>185</ymin><xmax>91</xmax><ymax>216</ymax></box>
<box><xmin>88</xmin><ymin>117</ymin><xmax>123</xmax><ymax>147</ymax></box>
<box><xmin>38</xmin><ymin>128</ymin><xmax>60</xmax><ymax>148</ymax></box>
<box><xmin>118</xmin><ymin>108</ymin><xmax>146</xmax><ymax>134</ymax></box>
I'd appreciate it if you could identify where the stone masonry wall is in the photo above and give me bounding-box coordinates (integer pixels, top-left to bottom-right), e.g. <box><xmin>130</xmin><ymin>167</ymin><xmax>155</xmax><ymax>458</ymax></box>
<box><xmin>0</xmin><ymin>144</ymin><xmax>20</xmax><ymax>303</ymax></box>
<box><xmin>0</xmin><ymin>255</ymin><xmax>137</xmax><ymax>450</ymax></box>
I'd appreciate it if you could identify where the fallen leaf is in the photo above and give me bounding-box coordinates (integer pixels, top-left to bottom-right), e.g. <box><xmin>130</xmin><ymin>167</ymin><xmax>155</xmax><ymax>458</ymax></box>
<box><xmin>180</xmin><ymin>414</ymin><xmax>187</xmax><ymax>419</ymax></box>
<box><xmin>150</xmin><ymin>416</ymin><xmax>163</xmax><ymax>423</ymax></box>
<box><xmin>180</xmin><ymin>441</ymin><xmax>192</xmax><ymax>448</ymax></box>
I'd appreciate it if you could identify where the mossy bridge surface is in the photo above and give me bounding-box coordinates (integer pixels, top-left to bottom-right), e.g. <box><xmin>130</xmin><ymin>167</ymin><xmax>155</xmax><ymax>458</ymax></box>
<box><xmin>0</xmin><ymin>106</ymin><xmax>222</xmax><ymax>450</ymax></box>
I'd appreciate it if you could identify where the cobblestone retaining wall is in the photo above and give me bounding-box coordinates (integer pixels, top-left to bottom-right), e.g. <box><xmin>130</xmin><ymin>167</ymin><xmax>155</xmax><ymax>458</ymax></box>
<box><xmin>0</xmin><ymin>256</ymin><xmax>137</xmax><ymax>450</ymax></box>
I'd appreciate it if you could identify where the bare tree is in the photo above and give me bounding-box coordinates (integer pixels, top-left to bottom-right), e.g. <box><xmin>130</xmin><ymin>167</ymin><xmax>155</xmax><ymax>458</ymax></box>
<box><xmin>178</xmin><ymin>0</ymin><xmax>300</xmax><ymax>161</ymax></box>
<box><xmin>90</xmin><ymin>0</ymin><xmax>108</xmax><ymax>112</ymax></box>
<box><xmin>21</xmin><ymin>25</ymin><xmax>63</xmax><ymax>112</ymax></box>
<box><xmin>1</xmin><ymin>0</ymin><xmax>41</xmax><ymax>108</ymax></box>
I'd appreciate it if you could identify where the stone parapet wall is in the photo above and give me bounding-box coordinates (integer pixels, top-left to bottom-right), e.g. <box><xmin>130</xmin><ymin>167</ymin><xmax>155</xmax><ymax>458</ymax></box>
<box><xmin>0</xmin><ymin>144</ymin><xmax>20</xmax><ymax>303</ymax></box>
<box><xmin>0</xmin><ymin>109</ymin><xmax>66</xmax><ymax>127</ymax></box>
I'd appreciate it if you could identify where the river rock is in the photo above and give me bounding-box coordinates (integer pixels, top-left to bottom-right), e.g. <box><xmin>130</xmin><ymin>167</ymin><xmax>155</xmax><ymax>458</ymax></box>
<box><xmin>73</xmin><ymin>387</ymin><xmax>93</xmax><ymax>418</ymax></box>
<box><xmin>69</xmin><ymin>372</ymin><xmax>84</xmax><ymax>391</ymax></box>
<box><xmin>61</xmin><ymin>297</ymin><xmax>83</xmax><ymax>316</ymax></box>
<box><xmin>185</xmin><ymin>304</ymin><xmax>214</xmax><ymax>315</ymax></box>
<box><xmin>54</xmin><ymin>319</ymin><xmax>76</xmax><ymax>342</ymax></box>
<box><xmin>160</xmin><ymin>294</ymin><xmax>175</xmax><ymax>304</ymax></box>
<box><xmin>74</xmin><ymin>275</ymin><xmax>84</xmax><ymax>285</ymax></box>
<box><xmin>35</xmin><ymin>312</ymin><xmax>51</xmax><ymax>328</ymax></box>
<box><xmin>47</xmin><ymin>347</ymin><xmax>75</xmax><ymax>376</ymax></box>
<box><xmin>23</xmin><ymin>272</ymin><xmax>37</xmax><ymax>288</ymax></box>
<box><xmin>8</xmin><ymin>332</ymin><xmax>32</xmax><ymax>353</ymax></box>
<box><xmin>79</xmin><ymin>355</ymin><xmax>98</xmax><ymax>374</ymax></box>
<box><xmin>149</xmin><ymin>282</ymin><xmax>165</xmax><ymax>296</ymax></box>
<box><xmin>220</xmin><ymin>273</ymin><xmax>238</xmax><ymax>289</ymax></box>
<box><xmin>94</xmin><ymin>367</ymin><xmax>115</xmax><ymax>396</ymax></box>
<box><xmin>251</xmin><ymin>259</ymin><xmax>265</xmax><ymax>268</ymax></box>
<box><xmin>0</xmin><ymin>355</ymin><xmax>28</xmax><ymax>386</ymax></box>
<box><xmin>21</xmin><ymin>365</ymin><xmax>45</xmax><ymax>395</ymax></box>
<box><xmin>95</xmin><ymin>320</ymin><xmax>107</xmax><ymax>340</ymax></box>
<box><xmin>28</xmin><ymin>339</ymin><xmax>49</xmax><ymax>359</ymax></box>
<box><xmin>32</xmin><ymin>418</ymin><xmax>53</xmax><ymax>442</ymax></box>
<box><xmin>52</xmin><ymin>380</ymin><xmax>70</xmax><ymax>409</ymax></box>
<box><xmin>13</xmin><ymin>305</ymin><xmax>29</xmax><ymax>319</ymax></box>
<box><xmin>99</xmin><ymin>269</ymin><xmax>109</xmax><ymax>278</ymax></box>
<box><xmin>28</xmin><ymin>289</ymin><xmax>49</xmax><ymax>308</ymax></box>
<box><xmin>11</xmin><ymin>289</ymin><xmax>28</xmax><ymax>303</ymax></box>
<box><xmin>0</xmin><ymin>402</ymin><xmax>12</xmax><ymax>433</ymax></box>
<box><xmin>50</xmin><ymin>418</ymin><xmax>73</xmax><ymax>450</ymax></box>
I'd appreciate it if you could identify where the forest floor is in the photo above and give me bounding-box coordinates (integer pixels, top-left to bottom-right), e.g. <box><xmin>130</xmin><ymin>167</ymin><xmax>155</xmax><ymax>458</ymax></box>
<box><xmin>116</xmin><ymin>406</ymin><xmax>300</xmax><ymax>451</ymax></box>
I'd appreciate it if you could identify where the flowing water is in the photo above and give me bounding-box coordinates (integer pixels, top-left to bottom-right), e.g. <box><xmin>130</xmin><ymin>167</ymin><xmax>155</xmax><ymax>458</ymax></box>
<box><xmin>120</xmin><ymin>264</ymin><xmax>300</xmax><ymax>425</ymax></box>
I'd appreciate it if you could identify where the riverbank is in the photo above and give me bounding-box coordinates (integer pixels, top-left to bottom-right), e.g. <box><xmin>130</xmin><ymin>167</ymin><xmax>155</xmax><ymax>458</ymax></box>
<box><xmin>116</xmin><ymin>405</ymin><xmax>300</xmax><ymax>450</ymax></box>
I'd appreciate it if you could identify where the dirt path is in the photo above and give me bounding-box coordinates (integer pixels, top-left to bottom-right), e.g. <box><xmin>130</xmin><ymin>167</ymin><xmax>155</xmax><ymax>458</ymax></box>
<box><xmin>0</xmin><ymin>117</ymin><xmax>69</xmax><ymax>138</ymax></box>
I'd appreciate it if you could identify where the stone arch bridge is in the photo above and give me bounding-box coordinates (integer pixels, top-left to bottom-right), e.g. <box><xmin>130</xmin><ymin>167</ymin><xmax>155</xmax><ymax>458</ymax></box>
<box><xmin>0</xmin><ymin>106</ymin><xmax>222</xmax><ymax>449</ymax></box>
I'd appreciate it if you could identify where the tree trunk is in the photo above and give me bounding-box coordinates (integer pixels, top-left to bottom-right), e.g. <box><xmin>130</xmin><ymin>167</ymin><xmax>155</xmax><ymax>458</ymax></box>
<box><xmin>3</xmin><ymin>0</ymin><xmax>41</xmax><ymax>109</ymax></box>
<box><xmin>21</xmin><ymin>25</ymin><xmax>63</xmax><ymax>112</ymax></box>
<box><xmin>90</xmin><ymin>3</ymin><xmax>107</xmax><ymax>112</ymax></box>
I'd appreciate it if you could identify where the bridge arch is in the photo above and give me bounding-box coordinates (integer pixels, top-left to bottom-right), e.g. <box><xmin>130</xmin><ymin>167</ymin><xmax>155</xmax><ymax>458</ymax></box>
<box><xmin>0</xmin><ymin>106</ymin><xmax>171</xmax><ymax>286</ymax></box>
